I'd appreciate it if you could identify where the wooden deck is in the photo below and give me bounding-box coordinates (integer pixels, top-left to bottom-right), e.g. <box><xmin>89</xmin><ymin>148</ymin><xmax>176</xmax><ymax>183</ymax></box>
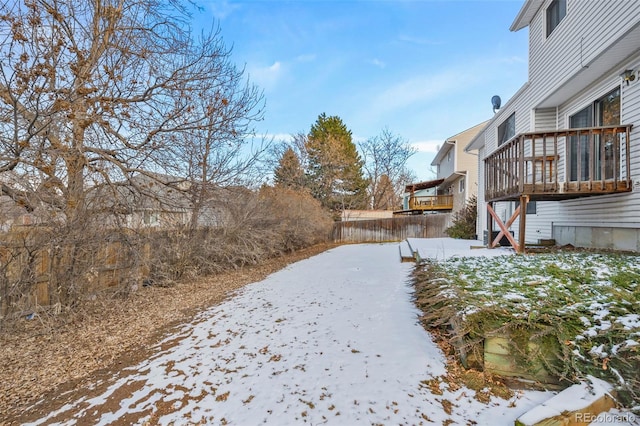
<box><xmin>484</xmin><ymin>125</ymin><xmax>633</xmax><ymax>202</ymax></box>
<box><xmin>408</xmin><ymin>195</ymin><xmax>454</xmax><ymax>211</ymax></box>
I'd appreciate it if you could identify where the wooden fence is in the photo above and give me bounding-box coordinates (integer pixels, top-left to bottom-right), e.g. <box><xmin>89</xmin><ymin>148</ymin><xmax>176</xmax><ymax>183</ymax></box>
<box><xmin>0</xmin><ymin>227</ymin><xmax>150</xmax><ymax>319</ymax></box>
<box><xmin>332</xmin><ymin>214</ymin><xmax>451</xmax><ymax>243</ymax></box>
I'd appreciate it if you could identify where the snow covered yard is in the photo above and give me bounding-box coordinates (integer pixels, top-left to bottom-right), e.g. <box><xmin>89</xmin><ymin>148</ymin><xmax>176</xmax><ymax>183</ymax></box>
<box><xmin>413</xmin><ymin>240</ymin><xmax>640</xmax><ymax>415</ymax></box>
<box><xmin>25</xmin><ymin>243</ymin><xmax>549</xmax><ymax>425</ymax></box>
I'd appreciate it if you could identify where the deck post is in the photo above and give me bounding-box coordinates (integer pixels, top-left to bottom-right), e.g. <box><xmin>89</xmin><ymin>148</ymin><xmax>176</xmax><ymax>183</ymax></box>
<box><xmin>487</xmin><ymin>201</ymin><xmax>494</xmax><ymax>249</ymax></box>
<box><xmin>518</xmin><ymin>195</ymin><xmax>528</xmax><ymax>254</ymax></box>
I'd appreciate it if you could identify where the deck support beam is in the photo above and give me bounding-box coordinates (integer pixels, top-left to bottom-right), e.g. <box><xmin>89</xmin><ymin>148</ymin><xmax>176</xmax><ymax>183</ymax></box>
<box><xmin>486</xmin><ymin>201</ymin><xmax>524</xmax><ymax>253</ymax></box>
<box><xmin>518</xmin><ymin>195</ymin><xmax>528</xmax><ymax>254</ymax></box>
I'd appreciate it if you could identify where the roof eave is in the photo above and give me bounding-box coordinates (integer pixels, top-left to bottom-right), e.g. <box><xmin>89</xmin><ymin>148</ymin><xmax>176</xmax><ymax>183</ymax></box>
<box><xmin>430</xmin><ymin>141</ymin><xmax>455</xmax><ymax>166</ymax></box>
<box><xmin>510</xmin><ymin>0</ymin><xmax>544</xmax><ymax>32</ymax></box>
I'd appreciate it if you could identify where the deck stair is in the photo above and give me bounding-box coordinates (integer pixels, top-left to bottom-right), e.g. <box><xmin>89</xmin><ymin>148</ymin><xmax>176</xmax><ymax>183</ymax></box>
<box><xmin>399</xmin><ymin>240</ymin><xmax>416</xmax><ymax>262</ymax></box>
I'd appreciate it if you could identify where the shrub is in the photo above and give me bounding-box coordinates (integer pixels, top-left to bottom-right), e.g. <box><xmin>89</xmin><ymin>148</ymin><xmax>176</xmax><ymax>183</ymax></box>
<box><xmin>445</xmin><ymin>195</ymin><xmax>477</xmax><ymax>239</ymax></box>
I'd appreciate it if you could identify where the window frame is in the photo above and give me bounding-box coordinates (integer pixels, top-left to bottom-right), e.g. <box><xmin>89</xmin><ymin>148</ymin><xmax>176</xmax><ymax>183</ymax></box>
<box><xmin>546</xmin><ymin>0</ymin><xmax>567</xmax><ymax>37</ymax></box>
<box><xmin>568</xmin><ymin>87</ymin><xmax>621</xmax><ymax>181</ymax></box>
<box><xmin>498</xmin><ymin>112</ymin><xmax>516</xmax><ymax>146</ymax></box>
<box><xmin>515</xmin><ymin>200</ymin><xmax>537</xmax><ymax>215</ymax></box>
<box><xmin>459</xmin><ymin>178</ymin><xmax>465</xmax><ymax>193</ymax></box>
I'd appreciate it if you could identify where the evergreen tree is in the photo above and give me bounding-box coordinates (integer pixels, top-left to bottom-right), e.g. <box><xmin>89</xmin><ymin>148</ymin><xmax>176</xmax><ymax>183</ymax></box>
<box><xmin>274</xmin><ymin>147</ymin><xmax>305</xmax><ymax>189</ymax></box>
<box><xmin>305</xmin><ymin>114</ymin><xmax>369</xmax><ymax>212</ymax></box>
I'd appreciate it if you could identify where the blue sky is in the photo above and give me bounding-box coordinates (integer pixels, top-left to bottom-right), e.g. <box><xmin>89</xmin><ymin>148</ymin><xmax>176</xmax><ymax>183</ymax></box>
<box><xmin>195</xmin><ymin>0</ymin><xmax>529</xmax><ymax>181</ymax></box>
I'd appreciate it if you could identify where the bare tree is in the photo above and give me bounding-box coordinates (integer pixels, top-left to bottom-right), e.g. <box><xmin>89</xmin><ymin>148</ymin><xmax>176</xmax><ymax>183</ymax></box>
<box><xmin>0</xmin><ymin>0</ymin><xmax>265</xmax><ymax>309</ymax></box>
<box><xmin>0</xmin><ymin>0</ymin><xmax>264</xmax><ymax>225</ymax></box>
<box><xmin>359</xmin><ymin>128</ymin><xmax>417</xmax><ymax>210</ymax></box>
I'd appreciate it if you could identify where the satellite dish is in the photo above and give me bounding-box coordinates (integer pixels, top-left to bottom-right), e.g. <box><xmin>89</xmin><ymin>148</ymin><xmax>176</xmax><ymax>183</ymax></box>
<box><xmin>491</xmin><ymin>95</ymin><xmax>501</xmax><ymax>113</ymax></box>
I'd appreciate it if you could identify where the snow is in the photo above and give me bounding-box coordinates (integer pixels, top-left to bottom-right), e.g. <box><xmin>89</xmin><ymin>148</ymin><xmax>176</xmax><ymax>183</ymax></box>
<box><xmin>588</xmin><ymin>408</ymin><xmax>640</xmax><ymax>426</ymax></box>
<box><xmin>617</xmin><ymin>314</ymin><xmax>640</xmax><ymax>330</ymax></box>
<box><xmin>517</xmin><ymin>376</ymin><xmax>614</xmax><ymax>425</ymax></box>
<box><xmin>406</xmin><ymin>237</ymin><xmax>513</xmax><ymax>261</ymax></box>
<box><xmin>27</xmin><ymin>241</ymin><xmax>550</xmax><ymax>425</ymax></box>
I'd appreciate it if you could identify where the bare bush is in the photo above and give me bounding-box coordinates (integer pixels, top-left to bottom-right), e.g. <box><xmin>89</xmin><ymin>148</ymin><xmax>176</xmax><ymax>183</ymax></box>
<box><xmin>140</xmin><ymin>186</ymin><xmax>332</xmax><ymax>289</ymax></box>
<box><xmin>258</xmin><ymin>186</ymin><xmax>334</xmax><ymax>251</ymax></box>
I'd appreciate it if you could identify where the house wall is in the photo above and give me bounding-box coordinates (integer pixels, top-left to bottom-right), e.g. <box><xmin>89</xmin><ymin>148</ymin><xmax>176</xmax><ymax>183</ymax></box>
<box><xmin>438</xmin><ymin>144</ymin><xmax>455</xmax><ymax>179</ymax></box>
<box><xmin>451</xmin><ymin>176</ymin><xmax>467</xmax><ymax>214</ymax></box>
<box><xmin>483</xmin><ymin>85</ymin><xmax>532</xmax><ymax>156</ymax></box>
<box><xmin>528</xmin><ymin>0</ymin><xmax>640</xmax><ymax>98</ymax></box>
<box><xmin>474</xmin><ymin>1</ymin><xmax>640</xmax><ymax>250</ymax></box>
<box><xmin>455</xmin><ymin>126</ymin><xmax>482</xmax><ymax>203</ymax></box>
<box><xmin>479</xmin><ymin>87</ymin><xmax>541</xmax><ymax>245</ymax></box>
<box><xmin>550</xmin><ymin>54</ymin><xmax>640</xmax><ymax>250</ymax></box>
<box><xmin>476</xmin><ymin>145</ymin><xmax>486</xmax><ymax>239</ymax></box>
<box><xmin>402</xmin><ymin>187</ymin><xmax>436</xmax><ymax>210</ymax></box>
<box><xmin>534</xmin><ymin>107</ymin><xmax>556</xmax><ymax>130</ymax></box>
<box><xmin>436</xmin><ymin>122</ymin><xmax>485</xmax><ymax>216</ymax></box>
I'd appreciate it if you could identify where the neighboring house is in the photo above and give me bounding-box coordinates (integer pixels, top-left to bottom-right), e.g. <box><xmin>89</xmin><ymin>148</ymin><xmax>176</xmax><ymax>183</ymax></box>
<box><xmin>396</xmin><ymin>179</ymin><xmax>449</xmax><ymax>214</ymax></box>
<box><xmin>124</xmin><ymin>173</ymin><xmax>191</xmax><ymax>229</ymax></box>
<box><xmin>466</xmin><ymin>0</ymin><xmax>640</xmax><ymax>252</ymax></box>
<box><xmin>431</xmin><ymin>121</ymin><xmax>488</xmax><ymax>214</ymax></box>
<box><xmin>0</xmin><ymin>196</ymin><xmax>31</xmax><ymax>231</ymax></box>
<box><xmin>91</xmin><ymin>173</ymin><xmax>231</xmax><ymax>229</ymax></box>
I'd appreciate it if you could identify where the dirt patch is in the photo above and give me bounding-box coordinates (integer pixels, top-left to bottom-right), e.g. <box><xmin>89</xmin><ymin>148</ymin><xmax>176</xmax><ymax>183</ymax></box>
<box><xmin>0</xmin><ymin>243</ymin><xmax>337</xmax><ymax>423</ymax></box>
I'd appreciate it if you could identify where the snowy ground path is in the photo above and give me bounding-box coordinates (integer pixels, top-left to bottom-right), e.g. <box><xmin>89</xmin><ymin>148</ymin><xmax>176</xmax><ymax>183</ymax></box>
<box><xmin>28</xmin><ymin>243</ymin><xmax>550</xmax><ymax>425</ymax></box>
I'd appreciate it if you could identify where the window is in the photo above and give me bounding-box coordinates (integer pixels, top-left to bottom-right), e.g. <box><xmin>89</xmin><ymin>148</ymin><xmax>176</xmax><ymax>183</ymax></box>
<box><xmin>546</xmin><ymin>0</ymin><xmax>566</xmax><ymax>37</ymax></box>
<box><xmin>498</xmin><ymin>113</ymin><xmax>516</xmax><ymax>146</ymax></box>
<box><xmin>447</xmin><ymin>151</ymin><xmax>452</xmax><ymax>162</ymax></box>
<box><xmin>515</xmin><ymin>200</ymin><xmax>537</xmax><ymax>214</ymax></box>
<box><xmin>526</xmin><ymin>201</ymin><xmax>537</xmax><ymax>215</ymax></box>
<box><xmin>569</xmin><ymin>87</ymin><xmax>620</xmax><ymax>181</ymax></box>
<box><xmin>459</xmin><ymin>178</ymin><xmax>465</xmax><ymax>193</ymax></box>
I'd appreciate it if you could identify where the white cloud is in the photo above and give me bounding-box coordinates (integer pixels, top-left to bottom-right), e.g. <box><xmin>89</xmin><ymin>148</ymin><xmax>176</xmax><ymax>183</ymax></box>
<box><xmin>268</xmin><ymin>62</ymin><xmax>281</xmax><ymax>72</ymax></box>
<box><xmin>370</xmin><ymin>58</ymin><xmax>386</xmax><ymax>68</ymax></box>
<box><xmin>208</xmin><ymin>0</ymin><xmax>241</xmax><ymax>20</ymax></box>
<box><xmin>264</xmin><ymin>133</ymin><xmax>294</xmax><ymax>143</ymax></box>
<box><xmin>411</xmin><ymin>139</ymin><xmax>441</xmax><ymax>153</ymax></box>
<box><xmin>248</xmin><ymin>61</ymin><xmax>283</xmax><ymax>91</ymax></box>
<box><xmin>371</xmin><ymin>71</ymin><xmax>469</xmax><ymax>113</ymax></box>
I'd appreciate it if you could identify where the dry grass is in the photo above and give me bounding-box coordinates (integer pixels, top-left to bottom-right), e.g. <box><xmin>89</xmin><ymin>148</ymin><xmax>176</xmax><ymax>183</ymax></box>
<box><xmin>0</xmin><ymin>243</ymin><xmax>337</xmax><ymax>422</ymax></box>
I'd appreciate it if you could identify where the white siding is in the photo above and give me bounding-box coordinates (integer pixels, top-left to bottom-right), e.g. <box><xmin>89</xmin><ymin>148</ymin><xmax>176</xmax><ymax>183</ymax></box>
<box><xmin>529</xmin><ymin>0</ymin><xmax>640</xmax><ymax>97</ymax></box>
<box><xmin>437</xmin><ymin>145</ymin><xmax>455</xmax><ymax>179</ymax></box>
<box><xmin>534</xmin><ymin>107</ymin><xmax>556</xmax><ymax>130</ymax></box>
<box><xmin>476</xmin><ymin>145</ymin><xmax>486</xmax><ymax>239</ymax></box>
<box><xmin>555</xmin><ymin>68</ymin><xmax>640</xmax><ymax>227</ymax></box>
<box><xmin>484</xmin><ymin>86</ymin><xmax>533</xmax><ymax>155</ymax></box>
<box><xmin>525</xmin><ymin>201</ymin><xmax>557</xmax><ymax>242</ymax></box>
<box><xmin>474</xmin><ymin>1</ymin><xmax>640</xmax><ymax>250</ymax></box>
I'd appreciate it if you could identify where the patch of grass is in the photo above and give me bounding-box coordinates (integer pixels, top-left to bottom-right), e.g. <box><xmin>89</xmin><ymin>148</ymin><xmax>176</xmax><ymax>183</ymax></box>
<box><xmin>413</xmin><ymin>250</ymin><xmax>640</xmax><ymax>406</ymax></box>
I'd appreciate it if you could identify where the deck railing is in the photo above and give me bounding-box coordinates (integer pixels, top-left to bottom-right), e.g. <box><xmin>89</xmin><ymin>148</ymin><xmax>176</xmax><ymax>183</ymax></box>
<box><xmin>484</xmin><ymin>125</ymin><xmax>632</xmax><ymax>202</ymax></box>
<box><xmin>408</xmin><ymin>195</ymin><xmax>454</xmax><ymax>210</ymax></box>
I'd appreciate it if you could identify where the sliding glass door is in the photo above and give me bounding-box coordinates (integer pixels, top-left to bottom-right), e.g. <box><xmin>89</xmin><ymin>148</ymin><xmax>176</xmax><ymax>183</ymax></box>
<box><xmin>569</xmin><ymin>87</ymin><xmax>620</xmax><ymax>181</ymax></box>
